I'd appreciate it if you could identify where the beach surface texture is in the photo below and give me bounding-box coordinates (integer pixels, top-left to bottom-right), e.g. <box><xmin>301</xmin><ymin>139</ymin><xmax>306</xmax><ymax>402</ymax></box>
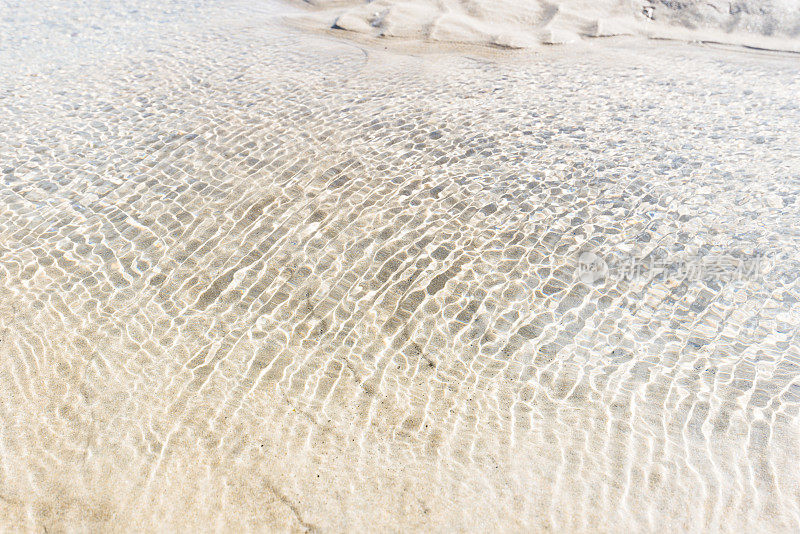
<box><xmin>296</xmin><ymin>0</ymin><xmax>800</xmax><ymax>50</ymax></box>
<box><xmin>1</xmin><ymin>0</ymin><xmax>799</xmax><ymax>531</ymax></box>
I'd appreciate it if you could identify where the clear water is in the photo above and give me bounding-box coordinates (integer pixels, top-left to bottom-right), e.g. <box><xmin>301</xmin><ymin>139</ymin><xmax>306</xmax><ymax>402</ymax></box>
<box><xmin>1</xmin><ymin>0</ymin><xmax>799</xmax><ymax>530</ymax></box>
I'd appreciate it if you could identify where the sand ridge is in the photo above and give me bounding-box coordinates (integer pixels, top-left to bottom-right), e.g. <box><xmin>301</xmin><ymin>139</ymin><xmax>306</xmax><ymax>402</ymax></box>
<box><xmin>291</xmin><ymin>0</ymin><xmax>800</xmax><ymax>51</ymax></box>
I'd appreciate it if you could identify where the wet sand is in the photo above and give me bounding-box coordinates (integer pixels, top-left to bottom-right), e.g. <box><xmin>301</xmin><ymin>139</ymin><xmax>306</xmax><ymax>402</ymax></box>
<box><xmin>1</xmin><ymin>0</ymin><xmax>800</xmax><ymax>531</ymax></box>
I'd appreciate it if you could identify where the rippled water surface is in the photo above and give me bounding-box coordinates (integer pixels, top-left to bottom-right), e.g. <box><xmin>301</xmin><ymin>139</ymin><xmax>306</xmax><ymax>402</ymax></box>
<box><xmin>2</xmin><ymin>0</ymin><xmax>800</xmax><ymax>531</ymax></box>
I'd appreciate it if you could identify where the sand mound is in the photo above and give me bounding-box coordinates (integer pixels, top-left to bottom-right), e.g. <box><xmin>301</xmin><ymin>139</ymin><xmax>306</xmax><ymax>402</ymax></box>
<box><xmin>648</xmin><ymin>0</ymin><xmax>800</xmax><ymax>36</ymax></box>
<box><xmin>298</xmin><ymin>0</ymin><xmax>800</xmax><ymax>50</ymax></box>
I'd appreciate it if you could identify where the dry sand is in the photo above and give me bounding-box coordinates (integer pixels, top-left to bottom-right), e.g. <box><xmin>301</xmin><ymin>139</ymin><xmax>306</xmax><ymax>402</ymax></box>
<box><xmin>292</xmin><ymin>0</ymin><xmax>800</xmax><ymax>51</ymax></box>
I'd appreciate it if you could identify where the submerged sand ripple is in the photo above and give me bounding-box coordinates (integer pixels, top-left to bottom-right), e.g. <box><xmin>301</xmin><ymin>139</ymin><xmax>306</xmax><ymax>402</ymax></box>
<box><xmin>1</xmin><ymin>0</ymin><xmax>800</xmax><ymax>531</ymax></box>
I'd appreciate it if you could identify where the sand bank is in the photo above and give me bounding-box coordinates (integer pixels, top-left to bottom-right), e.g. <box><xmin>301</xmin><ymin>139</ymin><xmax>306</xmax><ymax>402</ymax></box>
<box><xmin>292</xmin><ymin>0</ymin><xmax>800</xmax><ymax>51</ymax></box>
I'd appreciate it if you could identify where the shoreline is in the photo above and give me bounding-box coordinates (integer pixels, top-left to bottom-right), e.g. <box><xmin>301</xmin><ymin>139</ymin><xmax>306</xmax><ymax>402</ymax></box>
<box><xmin>282</xmin><ymin>0</ymin><xmax>800</xmax><ymax>56</ymax></box>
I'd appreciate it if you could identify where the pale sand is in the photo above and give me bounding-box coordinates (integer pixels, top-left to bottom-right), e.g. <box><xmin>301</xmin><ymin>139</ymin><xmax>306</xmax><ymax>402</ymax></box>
<box><xmin>291</xmin><ymin>0</ymin><xmax>800</xmax><ymax>51</ymax></box>
<box><xmin>1</xmin><ymin>0</ymin><xmax>800</xmax><ymax>532</ymax></box>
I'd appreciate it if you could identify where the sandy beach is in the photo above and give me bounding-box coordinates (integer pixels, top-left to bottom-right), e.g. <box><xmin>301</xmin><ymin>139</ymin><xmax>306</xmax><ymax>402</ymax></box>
<box><xmin>1</xmin><ymin>0</ymin><xmax>799</xmax><ymax>531</ymax></box>
<box><xmin>292</xmin><ymin>0</ymin><xmax>800</xmax><ymax>51</ymax></box>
